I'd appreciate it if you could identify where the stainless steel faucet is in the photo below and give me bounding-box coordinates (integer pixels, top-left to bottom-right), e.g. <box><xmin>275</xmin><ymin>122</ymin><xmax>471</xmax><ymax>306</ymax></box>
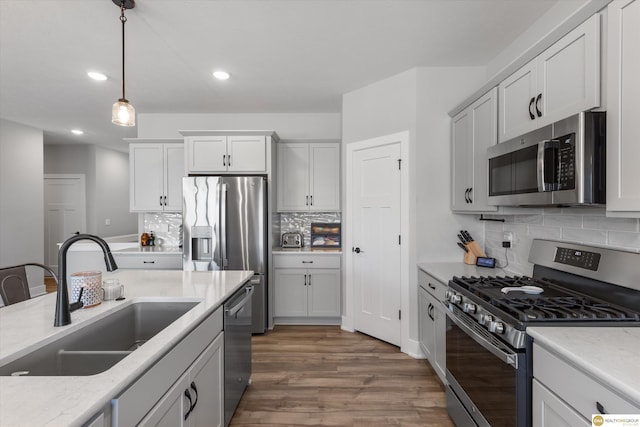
<box><xmin>54</xmin><ymin>234</ymin><xmax>118</xmax><ymax>327</ymax></box>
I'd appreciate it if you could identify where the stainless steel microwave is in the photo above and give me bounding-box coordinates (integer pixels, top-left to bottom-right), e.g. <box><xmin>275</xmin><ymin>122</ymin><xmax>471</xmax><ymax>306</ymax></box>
<box><xmin>487</xmin><ymin>111</ymin><xmax>606</xmax><ymax>206</ymax></box>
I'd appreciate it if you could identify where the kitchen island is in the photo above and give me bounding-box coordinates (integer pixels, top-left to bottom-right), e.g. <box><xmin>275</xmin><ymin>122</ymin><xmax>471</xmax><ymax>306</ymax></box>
<box><xmin>0</xmin><ymin>269</ymin><xmax>253</xmax><ymax>427</ymax></box>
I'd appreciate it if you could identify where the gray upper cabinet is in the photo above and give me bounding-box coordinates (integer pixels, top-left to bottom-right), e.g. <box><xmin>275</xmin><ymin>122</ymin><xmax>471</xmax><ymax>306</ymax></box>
<box><xmin>606</xmin><ymin>0</ymin><xmax>640</xmax><ymax>216</ymax></box>
<box><xmin>277</xmin><ymin>142</ymin><xmax>340</xmax><ymax>212</ymax></box>
<box><xmin>129</xmin><ymin>142</ymin><xmax>184</xmax><ymax>212</ymax></box>
<box><xmin>498</xmin><ymin>14</ymin><xmax>601</xmax><ymax>143</ymax></box>
<box><xmin>451</xmin><ymin>88</ymin><xmax>498</xmax><ymax>213</ymax></box>
<box><xmin>184</xmin><ymin>135</ymin><xmax>267</xmax><ymax>174</ymax></box>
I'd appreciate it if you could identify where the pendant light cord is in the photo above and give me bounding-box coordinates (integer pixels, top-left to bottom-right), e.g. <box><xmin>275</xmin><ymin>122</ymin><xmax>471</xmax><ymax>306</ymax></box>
<box><xmin>120</xmin><ymin>2</ymin><xmax>127</xmax><ymax>101</ymax></box>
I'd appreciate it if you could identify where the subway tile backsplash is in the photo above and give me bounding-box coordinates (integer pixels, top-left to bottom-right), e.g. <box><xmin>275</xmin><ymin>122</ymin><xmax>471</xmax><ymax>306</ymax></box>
<box><xmin>483</xmin><ymin>208</ymin><xmax>640</xmax><ymax>276</ymax></box>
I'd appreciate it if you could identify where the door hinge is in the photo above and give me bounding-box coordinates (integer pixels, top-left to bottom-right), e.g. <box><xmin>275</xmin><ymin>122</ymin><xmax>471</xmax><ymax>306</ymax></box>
<box><xmin>398</xmin><ymin>309</ymin><xmax>402</xmax><ymax>320</ymax></box>
<box><xmin>398</xmin><ymin>235</ymin><xmax>401</xmax><ymax>245</ymax></box>
<box><xmin>398</xmin><ymin>158</ymin><xmax>402</xmax><ymax>170</ymax></box>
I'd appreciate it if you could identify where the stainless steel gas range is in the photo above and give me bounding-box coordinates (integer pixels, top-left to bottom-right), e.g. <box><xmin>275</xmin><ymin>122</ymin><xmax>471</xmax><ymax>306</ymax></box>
<box><xmin>444</xmin><ymin>239</ymin><xmax>640</xmax><ymax>427</ymax></box>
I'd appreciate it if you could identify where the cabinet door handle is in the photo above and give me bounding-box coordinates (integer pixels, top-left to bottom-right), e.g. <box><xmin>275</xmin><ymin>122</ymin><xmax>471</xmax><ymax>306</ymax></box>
<box><xmin>304</xmin><ymin>274</ymin><xmax>307</xmax><ymax>286</ymax></box>
<box><xmin>428</xmin><ymin>283</ymin><xmax>436</xmax><ymax>290</ymax></box>
<box><xmin>310</xmin><ymin>195</ymin><xmax>313</xmax><ymax>206</ymax></box>
<box><xmin>308</xmin><ymin>274</ymin><xmax>311</xmax><ymax>286</ymax></box>
<box><xmin>468</xmin><ymin>188</ymin><xmax>473</xmax><ymax>203</ymax></box>
<box><xmin>596</xmin><ymin>401</ymin><xmax>607</xmax><ymax>414</ymax></box>
<box><xmin>184</xmin><ymin>389</ymin><xmax>193</xmax><ymax>420</ymax></box>
<box><xmin>464</xmin><ymin>188</ymin><xmax>471</xmax><ymax>203</ymax></box>
<box><xmin>227</xmin><ymin>154</ymin><xmax>231</xmax><ymax>166</ymax></box>
<box><xmin>159</xmin><ymin>196</ymin><xmax>163</xmax><ymax>207</ymax></box>
<box><xmin>163</xmin><ymin>195</ymin><xmax>167</xmax><ymax>206</ymax></box>
<box><xmin>223</xmin><ymin>154</ymin><xmax>226</xmax><ymax>166</ymax></box>
<box><xmin>306</xmin><ymin>195</ymin><xmax>309</xmax><ymax>206</ymax></box>
<box><xmin>535</xmin><ymin>93</ymin><xmax>542</xmax><ymax>117</ymax></box>
<box><xmin>529</xmin><ymin>97</ymin><xmax>536</xmax><ymax>120</ymax></box>
<box><xmin>190</xmin><ymin>382</ymin><xmax>199</xmax><ymax>412</ymax></box>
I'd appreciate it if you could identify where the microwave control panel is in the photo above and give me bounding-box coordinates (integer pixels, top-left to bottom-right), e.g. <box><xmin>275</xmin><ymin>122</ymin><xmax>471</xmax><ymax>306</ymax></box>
<box><xmin>557</xmin><ymin>133</ymin><xmax>576</xmax><ymax>190</ymax></box>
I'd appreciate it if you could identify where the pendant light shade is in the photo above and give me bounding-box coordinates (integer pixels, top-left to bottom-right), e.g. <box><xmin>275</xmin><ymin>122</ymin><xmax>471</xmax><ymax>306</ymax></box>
<box><xmin>112</xmin><ymin>0</ymin><xmax>135</xmax><ymax>127</ymax></box>
<box><xmin>112</xmin><ymin>98</ymin><xmax>135</xmax><ymax>126</ymax></box>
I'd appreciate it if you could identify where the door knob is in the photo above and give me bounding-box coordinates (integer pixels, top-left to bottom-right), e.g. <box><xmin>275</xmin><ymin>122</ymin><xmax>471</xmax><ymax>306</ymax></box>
<box><xmin>353</xmin><ymin>247</ymin><xmax>362</xmax><ymax>254</ymax></box>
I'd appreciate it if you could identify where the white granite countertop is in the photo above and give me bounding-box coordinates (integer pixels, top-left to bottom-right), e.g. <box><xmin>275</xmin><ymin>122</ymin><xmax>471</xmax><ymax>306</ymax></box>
<box><xmin>272</xmin><ymin>247</ymin><xmax>342</xmax><ymax>254</ymax></box>
<box><xmin>528</xmin><ymin>327</ymin><xmax>640</xmax><ymax>406</ymax></box>
<box><xmin>417</xmin><ymin>261</ymin><xmax>510</xmax><ymax>284</ymax></box>
<box><xmin>0</xmin><ymin>269</ymin><xmax>253</xmax><ymax>427</ymax></box>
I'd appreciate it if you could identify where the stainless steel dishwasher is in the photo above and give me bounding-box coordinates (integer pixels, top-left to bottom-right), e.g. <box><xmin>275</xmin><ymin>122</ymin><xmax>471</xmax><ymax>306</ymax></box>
<box><xmin>223</xmin><ymin>283</ymin><xmax>254</xmax><ymax>427</ymax></box>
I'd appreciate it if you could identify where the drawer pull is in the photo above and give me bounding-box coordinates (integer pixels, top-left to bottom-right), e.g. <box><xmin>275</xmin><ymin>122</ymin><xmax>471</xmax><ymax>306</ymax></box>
<box><xmin>428</xmin><ymin>283</ymin><xmax>436</xmax><ymax>290</ymax></box>
<box><xmin>302</xmin><ymin>261</ymin><xmax>314</xmax><ymax>264</ymax></box>
<box><xmin>143</xmin><ymin>261</ymin><xmax>155</xmax><ymax>264</ymax></box>
<box><xmin>596</xmin><ymin>401</ymin><xmax>607</xmax><ymax>414</ymax></box>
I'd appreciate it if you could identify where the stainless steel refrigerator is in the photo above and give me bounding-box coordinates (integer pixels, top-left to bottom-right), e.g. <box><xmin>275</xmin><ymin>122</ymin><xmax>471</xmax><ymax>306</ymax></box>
<box><xmin>182</xmin><ymin>176</ymin><xmax>266</xmax><ymax>333</ymax></box>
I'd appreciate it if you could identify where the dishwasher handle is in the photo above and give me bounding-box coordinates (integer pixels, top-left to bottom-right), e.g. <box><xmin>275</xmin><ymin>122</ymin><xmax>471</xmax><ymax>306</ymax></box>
<box><xmin>226</xmin><ymin>285</ymin><xmax>254</xmax><ymax>317</ymax></box>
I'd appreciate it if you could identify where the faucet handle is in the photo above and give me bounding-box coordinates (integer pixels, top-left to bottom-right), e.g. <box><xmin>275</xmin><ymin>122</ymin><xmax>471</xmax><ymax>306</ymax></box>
<box><xmin>69</xmin><ymin>287</ymin><xmax>84</xmax><ymax>312</ymax></box>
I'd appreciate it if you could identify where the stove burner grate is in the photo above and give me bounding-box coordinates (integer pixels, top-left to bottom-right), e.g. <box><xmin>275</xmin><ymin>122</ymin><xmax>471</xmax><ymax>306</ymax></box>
<box><xmin>450</xmin><ymin>275</ymin><xmax>640</xmax><ymax>324</ymax></box>
<box><xmin>501</xmin><ymin>297</ymin><xmax>640</xmax><ymax>322</ymax></box>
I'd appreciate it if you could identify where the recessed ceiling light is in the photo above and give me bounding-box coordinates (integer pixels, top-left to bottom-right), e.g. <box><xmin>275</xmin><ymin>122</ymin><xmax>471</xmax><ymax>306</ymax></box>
<box><xmin>71</xmin><ymin>129</ymin><xmax>84</xmax><ymax>135</ymax></box>
<box><xmin>88</xmin><ymin>72</ymin><xmax>107</xmax><ymax>81</ymax></box>
<box><xmin>213</xmin><ymin>70</ymin><xmax>230</xmax><ymax>80</ymax></box>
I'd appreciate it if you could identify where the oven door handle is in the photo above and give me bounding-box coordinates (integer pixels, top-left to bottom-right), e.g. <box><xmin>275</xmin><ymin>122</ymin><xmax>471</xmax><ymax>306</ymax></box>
<box><xmin>447</xmin><ymin>308</ymin><xmax>518</xmax><ymax>369</ymax></box>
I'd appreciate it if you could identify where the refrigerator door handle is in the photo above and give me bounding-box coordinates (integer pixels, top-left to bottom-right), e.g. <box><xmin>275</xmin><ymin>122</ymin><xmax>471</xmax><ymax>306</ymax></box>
<box><xmin>220</xmin><ymin>183</ymin><xmax>228</xmax><ymax>268</ymax></box>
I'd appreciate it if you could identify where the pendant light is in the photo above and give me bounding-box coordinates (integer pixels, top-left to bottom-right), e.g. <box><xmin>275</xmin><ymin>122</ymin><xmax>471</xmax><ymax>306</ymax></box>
<box><xmin>111</xmin><ymin>0</ymin><xmax>135</xmax><ymax>127</ymax></box>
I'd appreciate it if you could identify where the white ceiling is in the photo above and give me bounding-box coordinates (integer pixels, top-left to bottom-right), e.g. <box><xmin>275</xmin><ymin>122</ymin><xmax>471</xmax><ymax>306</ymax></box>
<box><xmin>0</xmin><ymin>0</ymin><xmax>559</xmax><ymax>149</ymax></box>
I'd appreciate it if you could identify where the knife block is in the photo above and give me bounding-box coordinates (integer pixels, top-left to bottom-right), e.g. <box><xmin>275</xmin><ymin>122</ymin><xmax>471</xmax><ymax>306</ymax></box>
<box><xmin>463</xmin><ymin>251</ymin><xmax>477</xmax><ymax>265</ymax></box>
<box><xmin>463</xmin><ymin>241</ymin><xmax>486</xmax><ymax>265</ymax></box>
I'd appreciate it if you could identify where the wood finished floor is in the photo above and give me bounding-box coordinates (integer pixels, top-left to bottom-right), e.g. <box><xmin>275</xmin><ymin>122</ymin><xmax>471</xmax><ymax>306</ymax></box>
<box><xmin>230</xmin><ymin>325</ymin><xmax>454</xmax><ymax>427</ymax></box>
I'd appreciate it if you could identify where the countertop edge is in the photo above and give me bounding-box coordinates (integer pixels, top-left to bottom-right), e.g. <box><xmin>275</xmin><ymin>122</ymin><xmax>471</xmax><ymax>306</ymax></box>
<box><xmin>527</xmin><ymin>327</ymin><xmax>640</xmax><ymax>406</ymax></box>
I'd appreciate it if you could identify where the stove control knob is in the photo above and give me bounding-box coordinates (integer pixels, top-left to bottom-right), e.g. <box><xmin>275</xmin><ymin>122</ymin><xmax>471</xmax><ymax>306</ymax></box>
<box><xmin>450</xmin><ymin>294</ymin><xmax>462</xmax><ymax>304</ymax></box>
<box><xmin>445</xmin><ymin>290</ymin><xmax>452</xmax><ymax>300</ymax></box>
<box><xmin>480</xmin><ymin>314</ymin><xmax>493</xmax><ymax>325</ymax></box>
<box><xmin>463</xmin><ymin>302</ymin><xmax>477</xmax><ymax>314</ymax></box>
<box><xmin>489</xmin><ymin>321</ymin><xmax>505</xmax><ymax>334</ymax></box>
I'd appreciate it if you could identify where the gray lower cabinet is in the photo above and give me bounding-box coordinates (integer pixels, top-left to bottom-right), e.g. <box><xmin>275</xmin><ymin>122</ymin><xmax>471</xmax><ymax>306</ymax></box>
<box><xmin>532</xmin><ymin>343</ymin><xmax>640</xmax><ymax>427</ymax></box>
<box><xmin>273</xmin><ymin>253</ymin><xmax>341</xmax><ymax>323</ymax></box>
<box><xmin>418</xmin><ymin>269</ymin><xmax>447</xmax><ymax>384</ymax></box>
<box><xmin>139</xmin><ymin>333</ymin><xmax>224</xmax><ymax>427</ymax></box>
<box><xmin>112</xmin><ymin>307</ymin><xmax>224</xmax><ymax>427</ymax></box>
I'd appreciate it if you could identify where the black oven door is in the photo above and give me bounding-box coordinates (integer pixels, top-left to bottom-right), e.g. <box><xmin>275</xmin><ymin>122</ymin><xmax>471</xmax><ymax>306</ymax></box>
<box><xmin>445</xmin><ymin>306</ymin><xmax>529</xmax><ymax>427</ymax></box>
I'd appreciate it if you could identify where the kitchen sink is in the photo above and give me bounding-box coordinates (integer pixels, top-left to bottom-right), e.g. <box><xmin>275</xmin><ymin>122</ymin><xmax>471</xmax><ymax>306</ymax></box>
<box><xmin>0</xmin><ymin>300</ymin><xmax>201</xmax><ymax>376</ymax></box>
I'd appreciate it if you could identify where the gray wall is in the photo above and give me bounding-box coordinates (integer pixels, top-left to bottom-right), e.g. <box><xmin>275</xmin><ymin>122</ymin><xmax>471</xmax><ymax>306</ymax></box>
<box><xmin>44</xmin><ymin>144</ymin><xmax>136</xmax><ymax>238</ymax></box>
<box><xmin>0</xmin><ymin>118</ymin><xmax>45</xmax><ymax>294</ymax></box>
<box><xmin>137</xmin><ymin>112</ymin><xmax>342</xmax><ymax>140</ymax></box>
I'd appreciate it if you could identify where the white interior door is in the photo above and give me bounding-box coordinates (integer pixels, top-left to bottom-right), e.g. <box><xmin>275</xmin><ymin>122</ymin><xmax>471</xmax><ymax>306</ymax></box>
<box><xmin>351</xmin><ymin>142</ymin><xmax>401</xmax><ymax>346</ymax></box>
<box><xmin>44</xmin><ymin>175</ymin><xmax>86</xmax><ymax>275</ymax></box>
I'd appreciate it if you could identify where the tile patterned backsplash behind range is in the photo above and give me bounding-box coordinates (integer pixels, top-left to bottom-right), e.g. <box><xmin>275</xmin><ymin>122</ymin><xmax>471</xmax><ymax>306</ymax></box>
<box><xmin>143</xmin><ymin>212</ymin><xmax>183</xmax><ymax>248</ymax></box>
<box><xmin>481</xmin><ymin>207</ymin><xmax>640</xmax><ymax>276</ymax></box>
<box><xmin>279</xmin><ymin>212</ymin><xmax>341</xmax><ymax>247</ymax></box>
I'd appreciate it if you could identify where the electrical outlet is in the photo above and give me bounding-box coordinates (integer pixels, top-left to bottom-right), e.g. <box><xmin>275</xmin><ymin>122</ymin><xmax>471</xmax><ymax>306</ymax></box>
<box><xmin>105</xmin><ymin>218</ymin><xmax>111</xmax><ymax>226</ymax></box>
<box><xmin>502</xmin><ymin>232</ymin><xmax>513</xmax><ymax>248</ymax></box>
